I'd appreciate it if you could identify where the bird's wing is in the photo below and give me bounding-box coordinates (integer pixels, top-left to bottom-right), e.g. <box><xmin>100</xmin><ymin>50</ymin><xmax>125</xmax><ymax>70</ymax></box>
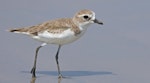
<box><xmin>9</xmin><ymin>18</ymin><xmax>73</xmax><ymax>36</ymax></box>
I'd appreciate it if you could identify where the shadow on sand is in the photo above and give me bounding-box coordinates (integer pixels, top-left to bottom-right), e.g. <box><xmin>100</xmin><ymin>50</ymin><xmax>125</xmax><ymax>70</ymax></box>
<box><xmin>28</xmin><ymin>71</ymin><xmax>114</xmax><ymax>83</ymax></box>
<box><xmin>22</xmin><ymin>70</ymin><xmax>114</xmax><ymax>77</ymax></box>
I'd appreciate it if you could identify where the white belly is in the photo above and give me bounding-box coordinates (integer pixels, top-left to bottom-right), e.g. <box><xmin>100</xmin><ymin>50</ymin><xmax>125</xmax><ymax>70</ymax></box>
<box><xmin>32</xmin><ymin>29</ymin><xmax>86</xmax><ymax>45</ymax></box>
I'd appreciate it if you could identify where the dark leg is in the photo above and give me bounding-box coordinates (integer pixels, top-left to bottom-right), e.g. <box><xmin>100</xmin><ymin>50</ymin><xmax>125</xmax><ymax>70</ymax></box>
<box><xmin>55</xmin><ymin>45</ymin><xmax>62</xmax><ymax>78</ymax></box>
<box><xmin>31</xmin><ymin>43</ymin><xmax>47</xmax><ymax>77</ymax></box>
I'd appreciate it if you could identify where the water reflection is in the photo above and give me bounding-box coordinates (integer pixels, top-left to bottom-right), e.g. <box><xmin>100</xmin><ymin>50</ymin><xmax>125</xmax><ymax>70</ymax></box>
<box><xmin>30</xmin><ymin>77</ymin><xmax>36</xmax><ymax>83</ymax></box>
<box><xmin>30</xmin><ymin>77</ymin><xmax>62</xmax><ymax>83</ymax></box>
<box><xmin>58</xmin><ymin>77</ymin><xmax>62</xmax><ymax>83</ymax></box>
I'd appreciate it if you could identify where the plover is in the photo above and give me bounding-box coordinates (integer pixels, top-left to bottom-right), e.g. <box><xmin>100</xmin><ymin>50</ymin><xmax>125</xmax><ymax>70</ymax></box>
<box><xmin>9</xmin><ymin>9</ymin><xmax>103</xmax><ymax>78</ymax></box>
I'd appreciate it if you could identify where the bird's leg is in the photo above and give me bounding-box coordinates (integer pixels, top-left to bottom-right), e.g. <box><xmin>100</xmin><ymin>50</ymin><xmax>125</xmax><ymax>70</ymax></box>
<box><xmin>55</xmin><ymin>45</ymin><xmax>63</xmax><ymax>78</ymax></box>
<box><xmin>31</xmin><ymin>43</ymin><xmax>47</xmax><ymax>77</ymax></box>
<box><xmin>30</xmin><ymin>46</ymin><xmax>41</xmax><ymax>77</ymax></box>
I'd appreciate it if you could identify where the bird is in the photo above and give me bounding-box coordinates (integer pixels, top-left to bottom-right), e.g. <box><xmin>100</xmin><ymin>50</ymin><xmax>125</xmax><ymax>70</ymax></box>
<box><xmin>9</xmin><ymin>9</ymin><xmax>103</xmax><ymax>78</ymax></box>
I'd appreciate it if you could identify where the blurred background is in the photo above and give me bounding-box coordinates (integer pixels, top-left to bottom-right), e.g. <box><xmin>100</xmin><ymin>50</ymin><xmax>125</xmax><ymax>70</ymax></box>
<box><xmin>0</xmin><ymin>0</ymin><xmax>150</xmax><ymax>83</ymax></box>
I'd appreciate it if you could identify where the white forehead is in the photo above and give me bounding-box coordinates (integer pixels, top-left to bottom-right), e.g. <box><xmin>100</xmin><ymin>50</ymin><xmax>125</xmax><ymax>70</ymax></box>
<box><xmin>91</xmin><ymin>11</ymin><xmax>95</xmax><ymax>20</ymax></box>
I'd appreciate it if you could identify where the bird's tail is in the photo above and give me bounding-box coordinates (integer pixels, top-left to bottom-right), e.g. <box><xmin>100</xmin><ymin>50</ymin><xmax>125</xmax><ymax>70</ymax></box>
<box><xmin>8</xmin><ymin>28</ymin><xmax>29</xmax><ymax>34</ymax></box>
<box><xmin>9</xmin><ymin>28</ymin><xmax>26</xmax><ymax>32</ymax></box>
<box><xmin>9</xmin><ymin>29</ymin><xmax>20</xmax><ymax>32</ymax></box>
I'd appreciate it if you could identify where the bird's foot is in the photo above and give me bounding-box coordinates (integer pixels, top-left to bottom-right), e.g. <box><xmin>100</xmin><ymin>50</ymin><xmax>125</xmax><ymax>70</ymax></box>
<box><xmin>31</xmin><ymin>67</ymin><xmax>36</xmax><ymax>77</ymax></box>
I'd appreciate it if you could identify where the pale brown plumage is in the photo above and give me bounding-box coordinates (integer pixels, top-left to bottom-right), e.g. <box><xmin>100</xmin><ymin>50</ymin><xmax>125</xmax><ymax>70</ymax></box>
<box><xmin>9</xmin><ymin>9</ymin><xmax>97</xmax><ymax>36</ymax></box>
<box><xmin>9</xmin><ymin>18</ymin><xmax>81</xmax><ymax>36</ymax></box>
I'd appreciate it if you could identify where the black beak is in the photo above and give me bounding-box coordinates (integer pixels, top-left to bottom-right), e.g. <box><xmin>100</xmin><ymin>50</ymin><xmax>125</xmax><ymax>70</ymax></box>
<box><xmin>94</xmin><ymin>19</ymin><xmax>103</xmax><ymax>25</ymax></box>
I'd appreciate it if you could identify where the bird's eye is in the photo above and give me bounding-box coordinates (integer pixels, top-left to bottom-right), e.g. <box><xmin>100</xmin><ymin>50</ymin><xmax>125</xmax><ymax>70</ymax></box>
<box><xmin>83</xmin><ymin>15</ymin><xmax>89</xmax><ymax>19</ymax></box>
